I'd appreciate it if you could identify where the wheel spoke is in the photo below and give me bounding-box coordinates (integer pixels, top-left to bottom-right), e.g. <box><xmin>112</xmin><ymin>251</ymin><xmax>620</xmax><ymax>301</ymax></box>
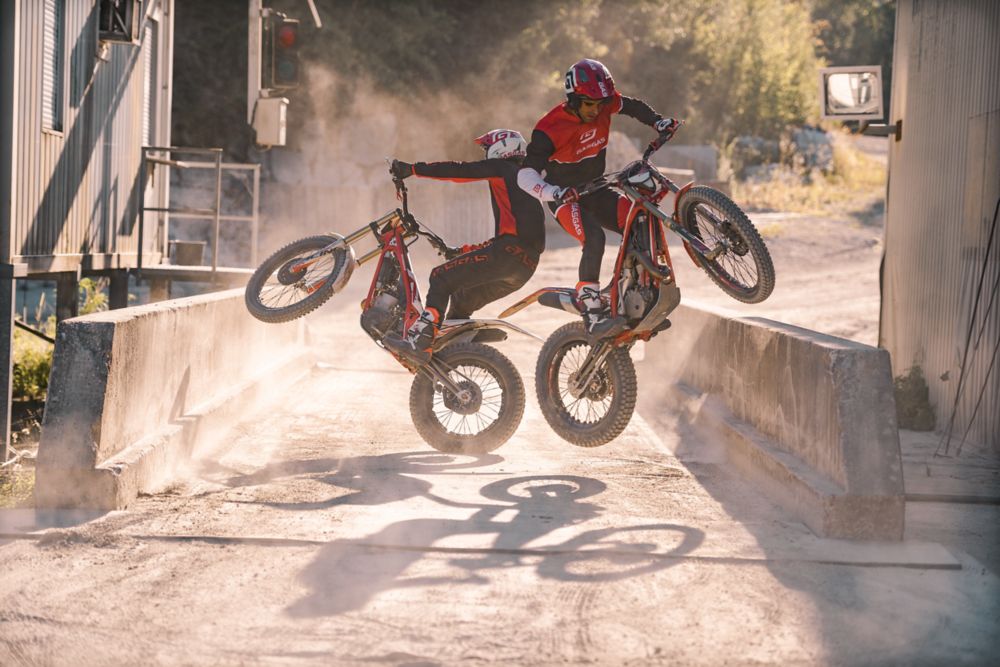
<box><xmin>429</xmin><ymin>361</ymin><xmax>504</xmax><ymax>437</ymax></box>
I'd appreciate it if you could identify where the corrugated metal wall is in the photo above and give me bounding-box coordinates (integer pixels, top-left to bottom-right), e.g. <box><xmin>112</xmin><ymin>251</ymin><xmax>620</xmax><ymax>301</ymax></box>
<box><xmin>882</xmin><ymin>0</ymin><xmax>1000</xmax><ymax>451</ymax></box>
<box><xmin>5</xmin><ymin>0</ymin><xmax>172</xmax><ymax>271</ymax></box>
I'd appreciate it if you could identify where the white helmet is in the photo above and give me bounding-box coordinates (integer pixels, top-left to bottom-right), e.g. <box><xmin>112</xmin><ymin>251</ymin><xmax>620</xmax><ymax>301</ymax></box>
<box><xmin>474</xmin><ymin>129</ymin><xmax>527</xmax><ymax>160</ymax></box>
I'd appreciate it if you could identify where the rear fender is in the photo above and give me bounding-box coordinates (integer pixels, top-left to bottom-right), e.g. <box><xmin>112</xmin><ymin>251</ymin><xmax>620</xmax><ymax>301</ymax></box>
<box><xmin>498</xmin><ymin>288</ymin><xmax>579</xmax><ymax>318</ymax></box>
<box><xmin>673</xmin><ymin>181</ymin><xmax>703</xmax><ymax>268</ymax></box>
<box><xmin>433</xmin><ymin>318</ymin><xmax>543</xmax><ymax>350</ymax></box>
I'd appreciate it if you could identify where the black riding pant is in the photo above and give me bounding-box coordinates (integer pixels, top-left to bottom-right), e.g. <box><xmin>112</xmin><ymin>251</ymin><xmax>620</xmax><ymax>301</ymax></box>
<box><xmin>425</xmin><ymin>235</ymin><xmax>539</xmax><ymax>320</ymax></box>
<box><xmin>549</xmin><ymin>188</ymin><xmax>628</xmax><ymax>284</ymax></box>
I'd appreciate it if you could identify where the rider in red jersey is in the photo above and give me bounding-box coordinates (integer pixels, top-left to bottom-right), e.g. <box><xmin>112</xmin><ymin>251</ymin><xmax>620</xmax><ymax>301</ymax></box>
<box><xmin>518</xmin><ymin>58</ymin><xmax>679</xmax><ymax>336</ymax></box>
<box><xmin>383</xmin><ymin>130</ymin><xmax>545</xmax><ymax>364</ymax></box>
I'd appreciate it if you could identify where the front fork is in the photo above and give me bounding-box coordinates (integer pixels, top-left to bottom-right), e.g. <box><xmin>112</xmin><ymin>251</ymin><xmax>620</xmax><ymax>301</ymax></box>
<box><xmin>569</xmin><ymin>340</ymin><xmax>616</xmax><ymax>397</ymax></box>
<box><xmin>419</xmin><ymin>355</ymin><xmax>471</xmax><ymax>398</ymax></box>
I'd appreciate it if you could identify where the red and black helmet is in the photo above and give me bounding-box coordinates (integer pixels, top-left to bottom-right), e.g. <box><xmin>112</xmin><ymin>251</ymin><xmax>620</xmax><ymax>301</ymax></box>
<box><xmin>564</xmin><ymin>58</ymin><xmax>617</xmax><ymax>108</ymax></box>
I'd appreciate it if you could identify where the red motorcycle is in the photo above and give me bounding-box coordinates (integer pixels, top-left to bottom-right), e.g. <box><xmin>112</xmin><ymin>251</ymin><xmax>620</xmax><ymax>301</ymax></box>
<box><xmin>500</xmin><ymin>127</ymin><xmax>775</xmax><ymax>447</ymax></box>
<box><xmin>245</xmin><ymin>177</ymin><xmax>537</xmax><ymax>454</ymax></box>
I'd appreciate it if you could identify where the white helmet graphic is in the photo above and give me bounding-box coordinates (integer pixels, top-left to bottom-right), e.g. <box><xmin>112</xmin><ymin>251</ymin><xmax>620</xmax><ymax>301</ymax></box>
<box><xmin>474</xmin><ymin>129</ymin><xmax>527</xmax><ymax>160</ymax></box>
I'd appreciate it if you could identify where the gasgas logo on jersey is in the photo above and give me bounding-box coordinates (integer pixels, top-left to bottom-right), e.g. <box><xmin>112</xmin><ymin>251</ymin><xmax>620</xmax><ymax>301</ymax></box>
<box><xmin>575</xmin><ymin>130</ymin><xmax>607</xmax><ymax>156</ymax></box>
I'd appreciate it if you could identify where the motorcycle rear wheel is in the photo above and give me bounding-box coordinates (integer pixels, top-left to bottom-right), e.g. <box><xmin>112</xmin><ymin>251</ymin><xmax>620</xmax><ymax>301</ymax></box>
<box><xmin>678</xmin><ymin>186</ymin><xmax>775</xmax><ymax>304</ymax></box>
<box><xmin>410</xmin><ymin>342</ymin><xmax>525</xmax><ymax>454</ymax></box>
<box><xmin>245</xmin><ymin>235</ymin><xmax>353</xmax><ymax>323</ymax></box>
<box><xmin>535</xmin><ymin>322</ymin><xmax>637</xmax><ymax>447</ymax></box>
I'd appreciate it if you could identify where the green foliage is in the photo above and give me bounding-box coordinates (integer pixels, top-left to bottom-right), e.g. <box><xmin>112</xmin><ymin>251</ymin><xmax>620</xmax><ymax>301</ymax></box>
<box><xmin>12</xmin><ymin>329</ymin><xmax>52</xmax><ymax>402</ymax></box>
<box><xmin>812</xmin><ymin>0</ymin><xmax>895</xmax><ymax>112</ymax></box>
<box><xmin>79</xmin><ymin>277</ymin><xmax>109</xmax><ymax>315</ymax></box>
<box><xmin>11</xmin><ymin>278</ymin><xmax>109</xmax><ymax>403</ymax></box>
<box><xmin>894</xmin><ymin>366</ymin><xmax>936</xmax><ymax>431</ymax></box>
<box><xmin>173</xmin><ymin>0</ymin><xmax>894</xmax><ymax>155</ymax></box>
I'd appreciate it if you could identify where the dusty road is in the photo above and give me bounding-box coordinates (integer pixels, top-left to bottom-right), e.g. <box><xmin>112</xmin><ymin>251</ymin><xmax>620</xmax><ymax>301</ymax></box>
<box><xmin>2</xmin><ymin>222</ymin><xmax>998</xmax><ymax>666</ymax></box>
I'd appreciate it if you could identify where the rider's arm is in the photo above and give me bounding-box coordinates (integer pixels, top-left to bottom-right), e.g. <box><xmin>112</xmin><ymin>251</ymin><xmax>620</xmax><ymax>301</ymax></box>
<box><xmin>618</xmin><ymin>95</ymin><xmax>663</xmax><ymax>127</ymax></box>
<box><xmin>412</xmin><ymin>160</ymin><xmax>499</xmax><ymax>182</ymax></box>
<box><xmin>518</xmin><ymin>129</ymin><xmax>563</xmax><ymax>202</ymax></box>
<box><xmin>517</xmin><ymin>168</ymin><xmax>564</xmax><ymax>202</ymax></box>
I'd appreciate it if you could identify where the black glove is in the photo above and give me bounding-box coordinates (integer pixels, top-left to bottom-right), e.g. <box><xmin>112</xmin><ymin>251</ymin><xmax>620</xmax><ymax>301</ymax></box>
<box><xmin>654</xmin><ymin>117</ymin><xmax>681</xmax><ymax>139</ymax></box>
<box><xmin>390</xmin><ymin>159</ymin><xmax>414</xmax><ymax>180</ymax></box>
<box><xmin>444</xmin><ymin>245</ymin><xmax>463</xmax><ymax>260</ymax></box>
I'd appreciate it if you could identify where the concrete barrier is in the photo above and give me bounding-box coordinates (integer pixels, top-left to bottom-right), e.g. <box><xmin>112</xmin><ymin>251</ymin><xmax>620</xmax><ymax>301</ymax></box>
<box><xmin>637</xmin><ymin>302</ymin><xmax>904</xmax><ymax>540</ymax></box>
<box><xmin>35</xmin><ymin>289</ymin><xmax>310</xmax><ymax>509</ymax></box>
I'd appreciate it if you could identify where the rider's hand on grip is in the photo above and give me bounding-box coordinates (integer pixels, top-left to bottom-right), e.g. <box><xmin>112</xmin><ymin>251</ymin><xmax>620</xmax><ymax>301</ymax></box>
<box><xmin>443</xmin><ymin>245</ymin><xmax>463</xmax><ymax>260</ymax></box>
<box><xmin>390</xmin><ymin>159</ymin><xmax>414</xmax><ymax>180</ymax></box>
<box><xmin>556</xmin><ymin>186</ymin><xmax>580</xmax><ymax>205</ymax></box>
<box><xmin>654</xmin><ymin>117</ymin><xmax>681</xmax><ymax>139</ymax></box>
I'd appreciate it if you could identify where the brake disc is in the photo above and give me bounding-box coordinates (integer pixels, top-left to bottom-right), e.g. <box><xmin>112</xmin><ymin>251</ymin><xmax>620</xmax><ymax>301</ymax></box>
<box><xmin>442</xmin><ymin>380</ymin><xmax>483</xmax><ymax>415</ymax></box>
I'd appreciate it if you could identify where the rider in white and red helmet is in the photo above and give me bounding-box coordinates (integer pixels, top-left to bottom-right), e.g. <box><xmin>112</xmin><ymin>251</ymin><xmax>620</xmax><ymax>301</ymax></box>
<box><xmin>383</xmin><ymin>129</ymin><xmax>543</xmax><ymax>364</ymax></box>
<box><xmin>518</xmin><ymin>58</ymin><xmax>680</xmax><ymax>337</ymax></box>
<box><xmin>474</xmin><ymin>128</ymin><xmax>528</xmax><ymax>160</ymax></box>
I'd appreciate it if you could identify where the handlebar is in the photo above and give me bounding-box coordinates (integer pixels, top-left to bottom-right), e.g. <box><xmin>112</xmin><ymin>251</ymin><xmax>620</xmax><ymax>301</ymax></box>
<box><xmin>390</xmin><ymin>177</ymin><xmax>454</xmax><ymax>257</ymax></box>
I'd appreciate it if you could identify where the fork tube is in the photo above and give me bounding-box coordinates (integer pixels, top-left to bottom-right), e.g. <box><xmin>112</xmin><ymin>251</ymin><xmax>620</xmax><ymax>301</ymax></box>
<box><xmin>571</xmin><ymin>343</ymin><xmax>613</xmax><ymax>395</ymax></box>
<box><xmin>421</xmin><ymin>357</ymin><xmax>465</xmax><ymax>394</ymax></box>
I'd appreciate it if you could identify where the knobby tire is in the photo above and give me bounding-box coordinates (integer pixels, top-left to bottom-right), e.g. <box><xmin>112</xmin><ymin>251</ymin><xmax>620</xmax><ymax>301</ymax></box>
<box><xmin>678</xmin><ymin>186</ymin><xmax>775</xmax><ymax>304</ymax></box>
<box><xmin>245</xmin><ymin>235</ymin><xmax>351</xmax><ymax>323</ymax></box>
<box><xmin>410</xmin><ymin>342</ymin><xmax>525</xmax><ymax>454</ymax></box>
<box><xmin>535</xmin><ymin>322</ymin><xmax>637</xmax><ymax>447</ymax></box>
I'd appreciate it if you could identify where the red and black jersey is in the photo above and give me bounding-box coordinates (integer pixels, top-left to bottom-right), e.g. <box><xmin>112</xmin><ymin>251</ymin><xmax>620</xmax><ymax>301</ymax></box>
<box><xmin>413</xmin><ymin>158</ymin><xmax>545</xmax><ymax>255</ymax></box>
<box><xmin>523</xmin><ymin>94</ymin><xmax>662</xmax><ymax>188</ymax></box>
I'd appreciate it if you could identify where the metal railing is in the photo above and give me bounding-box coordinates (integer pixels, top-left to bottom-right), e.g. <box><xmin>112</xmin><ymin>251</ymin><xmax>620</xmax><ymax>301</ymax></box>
<box><xmin>139</xmin><ymin>146</ymin><xmax>261</xmax><ymax>276</ymax></box>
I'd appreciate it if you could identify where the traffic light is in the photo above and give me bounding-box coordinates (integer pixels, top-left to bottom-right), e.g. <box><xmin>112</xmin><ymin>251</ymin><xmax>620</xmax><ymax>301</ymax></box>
<box><xmin>264</xmin><ymin>14</ymin><xmax>301</xmax><ymax>90</ymax></box>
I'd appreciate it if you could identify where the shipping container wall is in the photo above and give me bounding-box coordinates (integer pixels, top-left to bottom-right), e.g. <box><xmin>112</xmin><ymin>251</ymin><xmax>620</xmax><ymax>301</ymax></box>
<box><xmin>2</xmin><ymin>0</ymin><xmax>173</xmax><ymax>272</ymax></box>
<box><xmin>882</xmin><ymin>0</ymin><xmax>1000</xmax><ymax>450</ymax></box>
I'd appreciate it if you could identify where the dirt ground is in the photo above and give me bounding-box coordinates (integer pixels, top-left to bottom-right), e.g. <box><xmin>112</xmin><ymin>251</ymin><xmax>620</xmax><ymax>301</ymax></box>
<box><xmin>2</xmin><ymin>171</ymin><xmax>998</xmax><ymax>665</ymax></box>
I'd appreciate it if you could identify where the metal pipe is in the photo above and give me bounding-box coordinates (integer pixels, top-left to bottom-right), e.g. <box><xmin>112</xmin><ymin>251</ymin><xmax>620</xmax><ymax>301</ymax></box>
<box><xmin>138</xmin><ymin>149</ymin><xmax>146</xmax><ymax>273</ymax></box>
<box><xmin>251</xmin><ymin>165</ymin><xmax>260</xmax><ymax>265</ymax></box>
<box><xmin>627</xmin><ymin>250</ymin><xmax>672</xmax><ymax>282</ymax></box>
<box><xmin>212</xmin><ymin>151</ymin><xmax>222</xmax><ymax>274</ymax></box>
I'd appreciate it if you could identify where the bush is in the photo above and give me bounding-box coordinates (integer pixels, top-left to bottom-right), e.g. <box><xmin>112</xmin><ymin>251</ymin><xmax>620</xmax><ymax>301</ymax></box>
<box><xmin>12</xmin><ymin>329</ymin><xmax>52</xmax><ymax>402</ymax></box>
<box><xmin>894</xmin><ymin>366</ymin><xmax>936</xmax><ymax>431</ymax></box>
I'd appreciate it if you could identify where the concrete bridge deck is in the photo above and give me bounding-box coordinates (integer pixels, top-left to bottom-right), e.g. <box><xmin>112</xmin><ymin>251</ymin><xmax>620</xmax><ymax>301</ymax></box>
<box><xmin>2</xmin><ymin>244</ymin><xmax>998</xmax><ymax>665</ymax></box>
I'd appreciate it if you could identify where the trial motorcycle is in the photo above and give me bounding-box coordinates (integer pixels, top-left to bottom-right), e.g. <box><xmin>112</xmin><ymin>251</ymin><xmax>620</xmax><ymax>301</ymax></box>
<box><xmin>245</xmin><ymin>176</ymin><xmax>537</xmax><ymax>454</ymax></box>
<box><xmin>500</xmin><ymin>125</ymin><xmax>775</xmax><ymax>447</ymax></box>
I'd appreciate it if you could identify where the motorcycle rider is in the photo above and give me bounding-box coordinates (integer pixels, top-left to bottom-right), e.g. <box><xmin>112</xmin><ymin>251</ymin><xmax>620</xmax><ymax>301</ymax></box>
<box><xmin>518</xmin><ymin>58</ymin><xmax>680</xmax><ymax>337</ymax></box>
<box><xmin>382</xmin><ymin>129</ymin><xmax>546</xmax><ymax>364</ymax></box>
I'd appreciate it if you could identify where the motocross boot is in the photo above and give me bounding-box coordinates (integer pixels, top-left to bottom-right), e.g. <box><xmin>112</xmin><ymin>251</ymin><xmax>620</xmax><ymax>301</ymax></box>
<box><xmin>577</xmin><ymin>282</ymin><xmax>627</xmax><ymax>338</ymax></box>
<box><xmin>383</xmin><ymin>308</ymin><xmax>439</xmax><ymax>365</ymax></box>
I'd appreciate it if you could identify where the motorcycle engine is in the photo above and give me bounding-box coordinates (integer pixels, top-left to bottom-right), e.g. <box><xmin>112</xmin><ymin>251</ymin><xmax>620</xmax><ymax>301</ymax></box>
<box><xmin>622</xmin><ymin>284</ymin><xmax>656</xmax><ymax>320</ymax></box>
<box><xmin>360</xmin><ymin>290</ymin><xmax>402</xmax><ymax>341</ymax></box>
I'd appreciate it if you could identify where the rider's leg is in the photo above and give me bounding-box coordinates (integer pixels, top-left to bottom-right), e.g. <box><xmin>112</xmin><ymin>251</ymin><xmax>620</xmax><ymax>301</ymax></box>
<box><xmin>446</xmin><ymin>239</ymin><xmax>538</xmax><ymax>319</ymax></box>
<box><xmin>382</xmin><ymin>306</ymin><xmax>440</xmax><ymax>364</ymax></box>
<box><xmin>556</xmin><ymin>194</ymin><xmax>627</xmax><ymax>337</ymax></box>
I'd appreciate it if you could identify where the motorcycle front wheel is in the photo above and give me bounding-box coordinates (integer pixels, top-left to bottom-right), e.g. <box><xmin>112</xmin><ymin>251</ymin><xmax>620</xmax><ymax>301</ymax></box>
<box><xmin>245</xmin><ymin>234</ymin><xmax>354</xmax><ymax>323</ymax></box>
<box><xmin>678</xmin><ymin>186</ymin><xmax>775</xmax><ymax>304</ymax></box>
<box><xmin>535</xmin><ymin>322</ymin><xmax>637</xmax><ymax>447</ymax></box>
<box><xmin>409</xmin><ymin>342</ymin><xmax>525</xmax><ymax>454</ymax></box>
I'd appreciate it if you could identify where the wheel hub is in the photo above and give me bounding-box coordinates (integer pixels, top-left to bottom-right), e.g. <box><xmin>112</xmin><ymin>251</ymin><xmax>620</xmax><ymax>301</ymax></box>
<box><xmin>721</xmin><ymin>223</ymin><xmax>749</xmax><ymax>256</ymax></box>
<box><xmin>443</xmin><ymin>380</ymin><xmax>483</xmax><ymax>415</ymax></box>
<box><xmin>567</xmin><ymin>369</ymin><xmax>611</xmax><ymax>401</ymax></box>
<box><xmin>277</xmin><ymin>259</ymin><xmax>307</xmax><ymax>285</ymax></box>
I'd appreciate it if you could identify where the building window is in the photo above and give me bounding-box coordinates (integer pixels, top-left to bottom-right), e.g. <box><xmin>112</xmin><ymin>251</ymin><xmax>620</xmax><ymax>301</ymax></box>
<box><xmin>42</xmin><ymin>0</ymin><xmax>65</xmax><ymax>132</ymax></box>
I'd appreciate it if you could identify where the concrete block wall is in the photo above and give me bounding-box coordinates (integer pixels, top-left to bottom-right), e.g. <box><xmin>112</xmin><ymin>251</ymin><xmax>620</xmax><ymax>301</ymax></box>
<box><xmin>637</xmin><ymin>303</ymin><xmax>904</xmax><ymax>540</ymax></box>
<box><xmin>35</xmin><ymin>289</ymin><xmax>310</xmax><ymax>509</ymax></box>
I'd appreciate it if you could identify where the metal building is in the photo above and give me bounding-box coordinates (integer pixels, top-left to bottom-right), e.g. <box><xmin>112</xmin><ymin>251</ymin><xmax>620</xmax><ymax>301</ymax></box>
<box><xmin>0</xmin><ymin>0</ymin><xmax>175</xmax><ymax>458</ymax></box>
<box><xmin>882</xmin><ymin>0</ymin><xmax>1000</xmax><ymax>451</ymax></box>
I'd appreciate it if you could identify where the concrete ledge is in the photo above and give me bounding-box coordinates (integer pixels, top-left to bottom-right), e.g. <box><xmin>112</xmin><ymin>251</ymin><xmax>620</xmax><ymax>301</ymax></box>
<box><xmin>637</xmin><ymin>302</ymin><xmax>904</xmax><ymax>540</ymax></box>
<box><xmin>35</xmin><ymin>289</ymin><xmax>310</xmax><ymax>509</ymax></box>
